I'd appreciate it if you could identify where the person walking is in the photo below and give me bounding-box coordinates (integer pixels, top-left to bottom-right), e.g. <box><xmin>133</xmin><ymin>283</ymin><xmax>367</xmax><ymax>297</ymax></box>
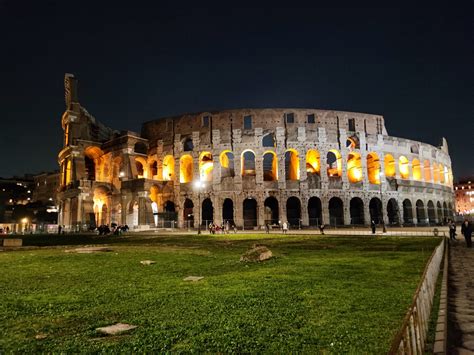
<box><xmin>461</xmin><ymin>219</ymin><xmax>472</xmax><ymax>248</ymax></box>
<box><xmin>282</xmin><ymin>222</ymin><xmax>288</xmax><ymax>234</ymax></box>
<box><xmin>265</xmin><ymin>223</ymin><xmax>270</xmax><ymax>234</ymax></box>
<box><xmin>448</xmin><ymin>219</ymin><xmax>457</xmax><ymax>241</ymax></box>
<box><xmin>371</xmin><ymin>220</ymin><xmax>376</xmax><ymax>234</ymax></box>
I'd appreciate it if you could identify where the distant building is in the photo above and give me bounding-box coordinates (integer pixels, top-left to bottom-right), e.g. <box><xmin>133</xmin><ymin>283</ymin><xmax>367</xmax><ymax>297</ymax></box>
<box><xmin>454</xmin><ymin>178</ymin><xmax>474</xmax><ymax>217</ymax></box>
<box><xmin>0</xmin><ymin>175</ymin><xmax>35</xmax><ymax>223</ymax></box>
<box><xmin>32</xmin><ymin>171</ymin><xmax>60</xmax><ymax>205</ymax></box>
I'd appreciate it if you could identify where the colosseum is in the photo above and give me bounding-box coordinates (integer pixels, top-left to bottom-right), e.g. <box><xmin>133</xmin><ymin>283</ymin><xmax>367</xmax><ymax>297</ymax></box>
<box><xmin>57</xmin><ymin>74</ymin><xmax>455</xmax><ymax>231</ymax></box>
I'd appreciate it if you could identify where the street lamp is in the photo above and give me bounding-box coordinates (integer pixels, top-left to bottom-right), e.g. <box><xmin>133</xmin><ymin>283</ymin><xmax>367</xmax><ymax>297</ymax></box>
<box><xmin>194</xmin><ymin>181</ymin><xmax>205</xmax><ymax>234</ymax></box>
<box><xmin>379</xmin><ymin>172</ymin><xmax>387</xmax><ymax>233</ymax></box>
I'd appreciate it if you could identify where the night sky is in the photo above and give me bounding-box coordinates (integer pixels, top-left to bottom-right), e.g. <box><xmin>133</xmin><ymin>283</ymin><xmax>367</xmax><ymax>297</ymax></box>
<box><xmin>0</xmin><ymin>0</ymin><xmax>472</xmax><ymax>179</ymax></box>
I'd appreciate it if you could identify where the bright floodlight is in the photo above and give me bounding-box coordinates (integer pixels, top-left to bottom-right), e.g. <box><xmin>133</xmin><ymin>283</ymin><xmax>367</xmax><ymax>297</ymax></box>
<box><xmin>22</xmin><ymin>218</ymin><xmax>28</xmax><ymax>224</ymax></box>
<box><xmin>194</xmin><ymin>181</ymin><xmax>204</xmax><ymax>189</ymax></box>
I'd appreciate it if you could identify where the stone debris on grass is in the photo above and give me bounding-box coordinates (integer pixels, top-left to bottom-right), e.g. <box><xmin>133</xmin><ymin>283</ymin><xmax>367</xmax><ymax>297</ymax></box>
<box><xmin>140</xmin><ymin>260</ymin><xmax>156</xmax><ymax>265</ymax></box>
<box><xmin>240</xmin><ymin>244</ymin><xmax>273</xmax><ymax>262</ymax></box>
<box><xmin>35</xmin><ymin>333</ymin><xmax>47</xmax><ymax>340</ymax></box>
<box><xmin>183</xmin><ymin>276</ymin><xmax>204</xmax><ymax>282</ymax></box>
<box><xmin>66</xmin><ymin>247</ymin><xmax>112</xmax><ymax>254</ymax></box>
<box><xmin>96</xmin><ymin>323</ymin><xmax>137</xmax><ymax>335</ymax></box>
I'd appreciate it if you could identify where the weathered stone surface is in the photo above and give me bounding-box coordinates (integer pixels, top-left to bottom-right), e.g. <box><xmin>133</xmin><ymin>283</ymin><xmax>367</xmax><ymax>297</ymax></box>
<box><xmin>240</xmin><ymin>245</ymin><xmax>273</xmax><ymax>262</ymax></box>
<box><xmin>140</xmin><ymin>260</ymin><xmax>156</xmax><ymax>265</ymax></box>
<box><xmin>2</xmin><ymin>238</ymin><xmax>22</xmax><ymax>247</ymax></box>
<box><xmin>96</xmin><ymin>323</ymin><xmax>137</xmax><ymax>335</ymax></box>
<box><xmin>183</xmin><ymin>276</ymin><xmax>204</xmax><ymax>282</ymax></box>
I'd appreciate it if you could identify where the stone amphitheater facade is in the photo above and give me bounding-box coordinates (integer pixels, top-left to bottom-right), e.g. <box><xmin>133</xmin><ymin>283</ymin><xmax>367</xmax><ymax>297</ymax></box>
<box><xmin>57</xmin><ymin>74</ymin><xmax>455</xmax><ymax>230</ymax></box>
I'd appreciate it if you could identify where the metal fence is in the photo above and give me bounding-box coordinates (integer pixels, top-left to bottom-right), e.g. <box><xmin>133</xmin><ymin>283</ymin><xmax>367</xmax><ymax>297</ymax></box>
<box><xmin>388</xmin><ymin>238</ymin><xmax>445</xmax><ymax>354</ymax></box>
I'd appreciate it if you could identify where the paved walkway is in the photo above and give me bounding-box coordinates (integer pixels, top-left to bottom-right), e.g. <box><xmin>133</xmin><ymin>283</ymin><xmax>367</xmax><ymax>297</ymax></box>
<box><xmin>448</xmin><ymin>239</ymin><xmax>474</xmax><ymax>354</ymax></box>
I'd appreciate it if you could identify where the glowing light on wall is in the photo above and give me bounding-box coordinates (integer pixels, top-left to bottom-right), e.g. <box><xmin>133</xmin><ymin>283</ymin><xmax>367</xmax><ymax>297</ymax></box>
<box><xmin>162</xmin><ymin>155</ymin><xmax>175</xmax><ymax>181</ymax></box>
<box><xmin>439</xmin><ymin>164</ymin><xmax>445</xmax><ymax>184</ymax></box>
<box><xmin>347</xmin><ymin>152</ymin><xmax>362</xmax><ymax>183</ymax></box>
<box><xmin>134</xmin><ymin>156</ymin><xmax>148</xmax><ymax>179</ymax></box>
<box><xmin>220</xmin><ymin>150</ymin><xmax>235</xmax><ymax>178</ymax></box>
<box><xmin>412</xmin><ymin>159</ymin><xmax>422</xmax><ymax>181</ymax></box>
<box><xmin>327</xmin><ymin>149</ymin><xmax>342</xmax><ymax>177</ymax></box>
<box><xmin>285</xmin><ymin>149</ymin><xmax>300</xmax><ymax>180</ymax></box>
<box><xmin>180</xmin><ymin>155</ymin><xmax>193</xmax><ymax>183</ymax></box>
<box><xmin>424</xmin><ymin>160</ymin><xmax>431</xmax><ymax>182</ymax></box>
<box><xmin>433</xmin><ymin>162</ymin><xmax>439</xmax><ymax>183</ymax></box>
<box><xmin>384</xmin><ymin>154</ymin><xmax>396</xmax><ymax>178</ymax></box>
<box><xmin>306</xmin><ymin>149</ymin><xmax>320</xmax><ymax>175</ymax></box>
<box><xmin>263</xmin><ymin>151</ymin><xmax>278</xmax><ymax>181</ymax></box>
<box><xmin>399</xmin><ymin>156</ymin><xmax>409</xmax><ymax>179</ymax></box>
<box><xmin>199</xmin><ymin>152</ymin><xmax>214</xmax><ymax>182</ymax></box>
<box><xmin>241</xmin><ymin>150</ymin><xmax>256</xmax><ymax>176</ymax></box>
<box><xmin>367</xmin><ymin>152</ymin><xmax>380</xmax><ymax>184</ymax></box>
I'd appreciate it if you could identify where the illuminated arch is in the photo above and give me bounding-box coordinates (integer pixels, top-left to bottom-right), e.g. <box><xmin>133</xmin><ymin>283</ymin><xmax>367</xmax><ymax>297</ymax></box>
<box><xmin>306</xmin><ymin>149</ymin><xmax>320</xmax><ymax>175</ymax></box>
<box><xmin>162</xmin><ymin>155</ymin><xmax>175</xmax><ymax>181</ymax></box>
<box><xmin>199</xmin><ymin>152</ymin><xmax>214</xmax><ymax>182</ymax></box>
<box><xmin>84</xmin><ymin>146</ymin><xmax>104</xmax><ymax>181</ymax></box>
<box><xmin>384</xmin><ymin>154</ymin><xmax>396</xmax><ymax>178</ymax></box>
<box><xmin>366</xmin><ymin>152</ymin><xmax>380</xmax><ymax>184</ymax></box>
<box><xmin>179</xmin><ymin>154</ymin><xmax>194</xmax><ymax>183</ymax></box>
<box><xmin>432</xmin><ymin>162</ymin><xmax>439</xmax><ymax>183</ymax></box>
<box><xmin>149</xmin><ymin>160</ymin><xmax>158</xmax><ymax>179</ymax></box>
<box><xmin>443</xmin><ymin>166</ymin><xmax>449</xmax><ymax>185</ymax></box>
<box><xmin>398</xmin><ymin>156</ymin><xmax>409</xmax><ymax>179</ymax></box>
<box><xmin>439</xmin><ymin>164</ymin><xmax>445</xmax><ymax>184</ymax></box>
<box><xmin>134</xmin><ymin>156</ymin><xmax>148</xmax><ymax>179</ymax></box>
<box><xmin>285</xmin><ymin>149</ymin><xmax>300</xmax><ymax>180</ymax></box>
<box><xmin>412</xmin><ymin>159</ymin><xmax>422</xmax><ymax>181</ymax></box>
<box><xmin>241</xmin><ymin>150</ymin><xmax>256</xmax><ymax>176</ymax></box>
<box><xmin>448</xmin><ymin>168</ymin><xmax>453</xmax><ymax>187</ymax></box>
<box><xmin>263</xmin><ymin>151</ymin><xmax>278</xmax><ymax>181</ymax></box>
<box><xmin>423</xmin><ymin>160</ymin><xmax>431</xmax><ymax>182</ymax></box>
<box><xmin>327</xmin><ymin>149</ymin><xmax>342</xmax><ymax>177</ymax></box>
<box><xmin>93</xmin><ymin>186</ymin><xmax>110</xmax><ymax>226</ymax></box>
<box><xmin>347</xmin><ymin>152</ymin><xmax>362</xmax><ymax>183</ymax></box>
<box><xmin>220</xmin><ymin>150</ymin><xmax>235</xmax><ymax>178</ymax></box>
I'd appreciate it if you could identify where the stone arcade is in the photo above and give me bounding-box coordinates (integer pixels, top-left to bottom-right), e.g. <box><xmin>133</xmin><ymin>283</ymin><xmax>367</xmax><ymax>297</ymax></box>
<box><xmin>57</xmin><ymin>74</ymin><xmax>455</xmax><ymax>231</ymax></box>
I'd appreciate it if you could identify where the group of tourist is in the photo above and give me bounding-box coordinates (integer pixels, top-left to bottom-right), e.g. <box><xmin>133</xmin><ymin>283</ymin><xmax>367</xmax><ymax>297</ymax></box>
<box><xmin>97</xmin><ymin>224</ymin><xmax>129</xmax><ymax>236</ymax></box>
<box><xmin>207</xmin><ymin>221</ymin><xmax>236</xmax><ymax>234</ymax></box>
<box><xmin>0</xmin><ymin>227</ymin><xmax>10</xmax><ymax>234</ymax></box>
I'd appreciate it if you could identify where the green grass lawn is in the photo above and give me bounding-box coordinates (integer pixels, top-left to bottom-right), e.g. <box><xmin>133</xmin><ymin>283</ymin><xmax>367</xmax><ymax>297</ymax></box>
<box><xmin>0</xmin><ymin>234</ymin><xmax>440</xmax><ymax>353</ymax></box>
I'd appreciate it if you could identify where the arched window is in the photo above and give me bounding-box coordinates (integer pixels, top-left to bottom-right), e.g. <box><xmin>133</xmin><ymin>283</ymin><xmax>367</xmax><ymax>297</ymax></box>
<box><xmin>399</xmin><ymin>156</ymin><xmax>409</xmax><ymax>179</ymax></box>
<box><xmin>183</xmin><ymin>138</ymin><xmax>193</xmax><ymax>152</ymax></box>
<box><xmin>412</xmin><ymin>159</ymin><xmax>422</xmax><ymax>181</ymax></box>
<box><xmin>347</xmin><ymin>152</ymin><xmax>362</xmax><ymax>183</ymax></box>
<box><xmin>241</xmin><ymin>150</ymin><xmax>256</xmax><ymax>176</ymax></box>
<box><xmin>384</xmin><ymin>154</ymin><xmax>396</xmax><ymax>178</ymax></box>
<box><xmin>285</xmin><ymin>149</ymin><xmax>300</xmax><ymax>180</ymax></box>
<box><xmin>327</xmin><ymin>149</ymin><xmax>342</xmax><ymax>177</ymax></box>
<box><xmin>84</xmin><ymin>146</ymin><xmax>104</xmax><ymax>182</ymax></box>
<box><xmin>306</xmin><ymin>149</ymin><xmax>320</xmax><ymax>175</ymax></box>
<box><xmin>135</xmin><ymin>157</ymin><xmax>148</xmax><ymax>179</ymax></box>
<box><xmin>150</xmin><ymin>161</ymin><xmax>158</xmax><ymax>178</ymax></box>
<box><xmin>263</xmin><ymin>151</ymin><xmax>278</xmax><ymax>181</ymax></box>
<box><xmin>180</xmin><ymin>155</ymin><xmax>193</xmax><ymax>183</ymax></box>
<box><xmin>439</xmin><ymin>164</ymin><xmax>445</xmax><ymax>184</ymax></box>
<box><xmin>423</xmin><ymin>160</ymin><xmax>431</xmax><ymax>182</ymax></box>
<box><xmin>262</xmin><ymin>133</ymin><xmax>275</xmax><ymax>147</ymax></box>
<box><xmin>432</xmin><ymin>162</ymin><xmax>439</xmax><ymax>183</ymax></box>
<box><xmin>367</xmin><ymin>152</ymin><xmax>380</xmax><ymax>184</ymax></box>
<box><xmin>199</xmin><ymin>152</ymin><xmax>213</xmax><ymax>182</ymax></box>
<box><xmin>162</xmin><ymin>155</ymin><xmax>175</xmax><ymax>181</ymax></box>
<box><xmin>220</xmin><ymin>150</ymin><xmax>235</xmax><ymax>178</ymax></box>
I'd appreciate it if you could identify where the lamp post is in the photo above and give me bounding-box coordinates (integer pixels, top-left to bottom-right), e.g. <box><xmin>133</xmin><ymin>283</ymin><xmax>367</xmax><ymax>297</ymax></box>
<box><xmin>379</xmin><ymin>172</ymin><xmax>387</xmax><ymax>233</ymax></box>
<box><xmin>194</xmin><ymin>181</ymin><xmax>204</xmax><ymax>234</ymax></box>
